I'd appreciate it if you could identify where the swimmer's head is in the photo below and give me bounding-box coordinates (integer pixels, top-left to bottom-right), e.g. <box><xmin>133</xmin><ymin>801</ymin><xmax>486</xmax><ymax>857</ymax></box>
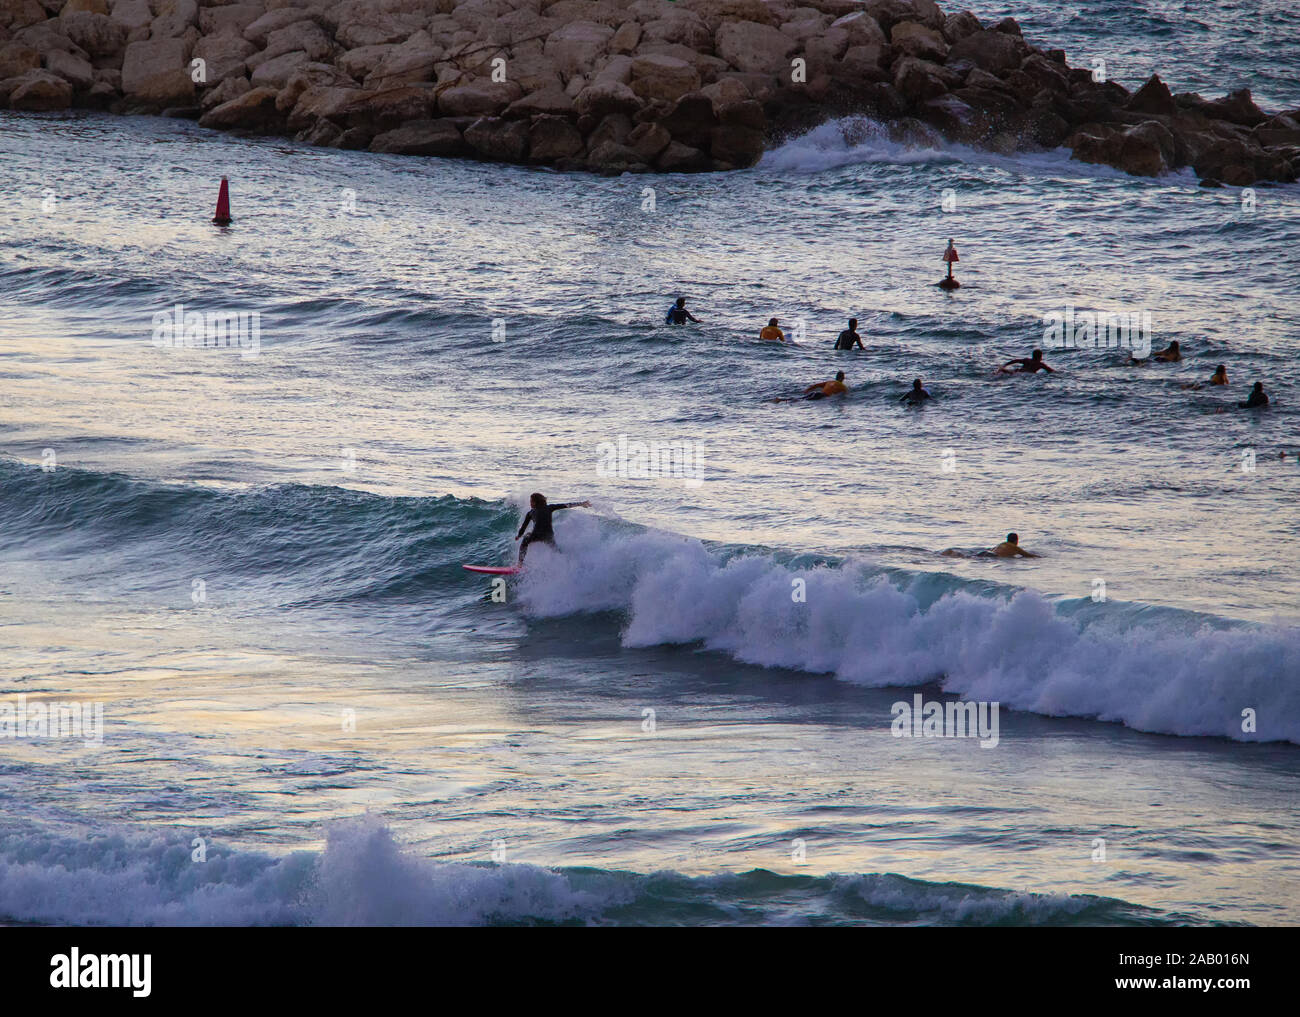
<box><xmin>1253</xmin><ymin>381</ymin><xmax>1264</xmax><ymax>391</ymax></box>
<box><xmin>848</xmin><ymin>318</ymin><xmax>857</xmax><ymax>329</ymax></box>
<box><xmin>1006</xmin><ymin>532</ymin><xmax>1019</xmax><ymax>544</ymax></box>
<box><xmin>912</xmin><ymin>378</ymin><xmax>923</xmax><ymax>389</ymax></box>
<box><xmin>835</xmin><ymin>371</ymin><xmax>845</xmax><ymax>381</ymax></box>
<box><xmin>530</xmin><ymin>492</ymin><xmax>547</xmax><ymax>508</ymax></box>
<box><xmin>676</xmin><ymin>297</ymin><xmax>686</xmax><ymax>307</ymax></box>
<box><xmin>1215</xmin><ymin>364</ymin><xmax>1226</xmax><ymax>374</ymax></box>
<box><xmin>769</xmin><ymin>317</ymin><xmax>778</xmax><ymax>326</ymax></box>
<box><xmin>1170</xmin><ymin>340</ymin><xmax>1180</xmax><ymax>351</ymax></box>
<box><xmin>1031</xmin><ymin>349</ymin><xmax>1043</xmax><ymax>360</ymax></box>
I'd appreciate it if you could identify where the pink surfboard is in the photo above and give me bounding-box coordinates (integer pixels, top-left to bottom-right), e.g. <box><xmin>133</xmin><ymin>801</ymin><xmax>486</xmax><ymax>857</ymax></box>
<box><xmin>463</xmin><ymin>565</ymin><xmax>521</xmax><ymax>575</ymax></box>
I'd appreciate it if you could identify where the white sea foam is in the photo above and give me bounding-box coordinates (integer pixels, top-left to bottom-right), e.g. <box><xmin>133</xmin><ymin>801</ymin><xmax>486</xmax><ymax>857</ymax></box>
<box><xmin>517</xmin><ymin>518</ymin><xmax>1300</xmax><ymax>743</ymax></box>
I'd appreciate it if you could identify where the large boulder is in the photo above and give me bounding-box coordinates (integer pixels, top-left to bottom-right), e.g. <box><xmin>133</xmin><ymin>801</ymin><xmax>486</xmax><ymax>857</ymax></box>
<box><xmin>243</xmin><ymin>10</ymin><xmax>320</xmax><ymax>48</ymax></box>
<box><xmin>46</xmin><ymin>48</ymin><xmax>96</xmax><ymax>90</ymax></box>
<box><xmin>59</xmin><ymin>11</ymin><xmax>126</xmax><ymax>58</ymax></box>
<box><xmin>528</xmin><ymin>113</ymin><xmax>584</xmax><ymax>160</ymax></box>
<box><xmin>544</xmin><ymin>20</ymin><xmax>614</xmax><ymax>77</ymax></box>
<box><xmin>1</xmin><ymin>0</ymin><xmax>47</xmax><ymax>32</ymax></box>
<box><xmin>709</xmin><ymin>121</ymin><xmax>763</xmax><ymax>165</ymax></box>
<box><xmin>121</xmin><ymin>37</ymin><xmax>194</xmax><ymax>106</ymax></box>
<box><xmin>1127</xmin><ymin>73</ymin><xmax>1177</xmax><ymax>117</ymax></box>
<box><xmin>437</xmin><ymin>78</ymin><xmax>521</xmax><ymax>116</ymax></box>
<box><xmin>198</xmin><ymin>3</ymin><xmax>263</xmax><ymax>37</ymax></box>
<box><xmin>947</xmin><ymin>28</ymin><xmax>1023</xmax><ymax>75</ymax></box>
<box><xmin>830</xmin><ymin>11</ymin><xmax>887</xmax><ymax>48</ymax></box>
<box><xmin>630</xmin><ymin>53</ymin><xmax>700</xmax><ymax>103</ymax></box>
<box><xmin>0</xmin><ymin>41</ymin><xmax>39</xmax><ymax>79</ymax></box>
<box><xmin>656</xmin><ymin>140</ymin><xmax>710</xmax><ymax>171</ymax></box>
<box><xmin>286</xmin><ymin>83</ymin><xmax>361</xmax><ymax>131</ymax></box>
<box><xmin>890</xmin><ymin>20</ymin><xmax>947</xmax><ymax>61</ymax></box>
<box><xmin>200</xmin><ymin>73</ymin><xmax>249</xmax><ymax>111</ymax></box>
<box><xmin>660</xmin><ymin>91</ymin><xmax>716</xmax><ymax>148</ymax></box>
<box><xmin>573</xmin><ymin>77</ymin><xmax>641</xmax><ymax>117</ymax></box>
<box><xmin>370</xmin><ymin>118</ymin><xmax>466</xmax><ymax>156</ymax></box>
<box><xmin>364</xmin><ymin>31</ymin><xmax>440</xmax><ymax>88</ymax></box>
<box><xmin>640</xmin><ymin>13</ymin><xmax>712</xmax><ymax>50</ymax></box>
<box><xmin>197</xmin><ymin>83</ymin><xmax>282</xmax><ymax>130</ymax></box>
<box><xmin>249</xmin><ymin>50</ymin><xmax>310</xmax><ymax>88</ymax></box>
<box><xmin>193</xmin><ymin>33</ymin><xmax>255</xmax><ymax>86</ymax></box>
<box><xmin>151</xmin><ymin>0</ymin><xmax>198</xmax><ymax>40</ymax></box>
<box><xmin>463</xmin><ymin>115</ymin><xmax>530</xmax><ymax>161</ymax></box>
<box><xmin>342</xmin><ymin>84</ymin><xmax>434</xmax><ymax>129</ymax></box>
<box><xmin>505</xmin><ymin>85</ymin><xmax>573</xmax><ymax>117</ymax></box>
<box><xmin>715</xmin><ymin>21</ymin><xmax>797</xmax><ymax>73</ymax></box>
<box><xmin>261</xmin><ymin>20</ymin><xmax>332</xmax><ymax>64</ymax></box>
<box><xmin>7</xmin><ymin>68</ymin><xmax>74</xmax><ymax>109</ymax></box>
<box><xmin>893</xmin><ymin>56</ymin><xmax>951</xmax><ymax>104</ymax></box>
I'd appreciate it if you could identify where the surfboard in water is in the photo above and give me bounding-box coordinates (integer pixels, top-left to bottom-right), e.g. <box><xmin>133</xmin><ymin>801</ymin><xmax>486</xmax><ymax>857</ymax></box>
<box><xmin>462</xmin><ymin>565</ymin><xmax>521</xmax><ymax>575</ymax></box>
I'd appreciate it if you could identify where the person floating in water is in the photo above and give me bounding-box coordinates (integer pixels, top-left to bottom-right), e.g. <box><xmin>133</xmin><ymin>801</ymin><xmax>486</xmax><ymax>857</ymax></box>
<box><xmin>759</xmin><ymin>317</ymin><xmax>785</xmax><ymax>341</ymax></box>
<box><xmin>988</xmin><ymin>533</ymin><xmax>1038</xmax><ymax>558</ymax></box>
<box><xmin>1183</xmin><ymin>364</ymin><xmax>1228</xmax><ymax>390</ymax></box>
<box><xmin>998</xmin><ymin>349</ymin><xmax>1055</xmax><ymax>375</ymax></box>
<box><xmin>665</xmin><ymin>297</ymin><xmax>699</xmax><ymax>325</ymax></box>
<box><xmin>900</xmin><ymin>378</ymin><xmax>931</xmax><ymax>404</ymax></box>
<box><xmin>834</xmin><ymin>318</ymin><xmax>864</xmax><ymax>350</ymax></box>
<box><xmin>803</xmin><ymin>371</ymin><xmax>848</xmax><ymax>400</ymax></box>
<box><xmin>516</xmin><ymin>493</ymin><xmax>591</xmax><ymax>564</ymax></box>
<box><xmin>1153</xmin><ymin>340</ymin><xmax>1182</xmax><ymax>362</ymax></box>
<box><xmin>1239</xmin><ymin>381</ymin><xmax>1269</xmax><ymax>409</ymax></box>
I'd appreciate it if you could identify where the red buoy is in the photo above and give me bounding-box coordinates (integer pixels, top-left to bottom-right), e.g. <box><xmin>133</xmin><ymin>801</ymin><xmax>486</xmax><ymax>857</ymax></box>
<box><xmin>213</xmin><ymin>176</ymin><xmax>231</xmax><ymax>226</ymax></box>
<box><xmin>938</xmin><ymin>238</ymin><xmax>960</xmax><ymax>289</ymax></box>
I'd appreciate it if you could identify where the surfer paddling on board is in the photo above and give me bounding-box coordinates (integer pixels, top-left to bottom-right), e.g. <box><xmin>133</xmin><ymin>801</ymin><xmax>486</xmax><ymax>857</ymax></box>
<box><xmin>516</xmin><ymin>493</ymin><xmax>591</xmax><ymax>564</ymax></box>
<box><xmin>997</xmin><ymin>349</ymin><xmax>1055</xmax><ymax>375</ymax></box>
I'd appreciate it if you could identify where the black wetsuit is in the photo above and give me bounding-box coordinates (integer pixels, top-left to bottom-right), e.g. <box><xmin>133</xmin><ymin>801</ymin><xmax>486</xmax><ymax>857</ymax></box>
<box><xmin>1239</xmin><ymin>389</ymin><xmax>1269</xmax><ymax>409</ymax></box>
<box><xmin>517</xmin><ymin>503</ymin><xmax>576</xmax><ymax>561</ymax></box>
<box><xmin>834</xmin><ymin>330</ymin><xmax>862</xmax><ymax>350</ymax></box>
<box><xmin>901</xmin><ymin>388</ymin><xmax>931</xmax><ymax>404</ymax></box>
<box><xmin>665</xmin><ymin>305</ymin><xmax>697</xmax><ymax>324</ymax></box>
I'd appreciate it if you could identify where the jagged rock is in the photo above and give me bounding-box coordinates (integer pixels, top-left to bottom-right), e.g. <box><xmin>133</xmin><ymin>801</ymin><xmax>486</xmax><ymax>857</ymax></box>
<box><xmin>198</xmin><ymin>4</ymin><xmax>262</xmax><ymax>38</ymax></box>
<box><xmin>46</xmin><ymin>47</ymin><xmax>94</xmax><ymax>89</ymax></box>
<box><xmin>544</xmin><ymin>20</ymin><xmax>613</xmax><ymax>77</ymax></box>
<box><xmin>610</xmin><ymin>20</ymin><xmax>640</xmax><ymax>54</ymax></box>
<box><xmin>0</xmin><ymin>0</ymin><xmax>45</xmax><ymax>33</ymax></box>
<box><xmin>286</xmin><ymin>83</ymin><xmax>359</xmax><ymax>131</ymax></box>
<box><xmin>250</xmin><ymin>50</ymin><xmax>310</xmax><ymax>88</ymax></box>
<box><xmin>830</xmin><ymin>11</ymin><xmax>886</xmax><ymax>49</ymax></box>
<box><xmin>890</xmin><ymin>21</ymin><xmax>948</xmax><ymax>61</ymax></box>
<box><xmin>197</xmin><ymin>83</ymin><xmax>281</xmax><ymax>130</ymax></box>
<box><xmin>893</xmin><ymin>56</ymin><xmax>951</xmax><ymax>104</ymax></box>
<box><xmin>262</xmin><ymin>21</ymin><xmax>332</xmax><ymax>65</ymax></box>
<box><xmin>1178</xmin><ymin>88</ymin><xmax>1267</xmax><ymax>127</ymax></box>
<box><xmin>710</xmin><ymin>121</ymin><xmax>763</xmax><ymax>165</ymax></box>
<box><xmin>150</xmin><ymin>0</ymin><xmax>197</xmax><ymax>40</ymax></box>
<box><xmin>948</xmin><ymin>28</ymin><xmax>1022</xmax><ymax>75</ymax></box>
<box><xmin>627</xmin><ymin>119</ymin><xmax>670</xmax><ymax>160</ymax></box>
<box><xmin>0</xmin><ymin>41</ymin><xmax>39</xmax><ymax>79</ymax></box>
<box><xmin>573</xmin><ymin>77</ymin><xmax>641</xmax><ymax>117</ymax></box>
<box><xmin>343</xmin><ymin>85</ymin><xmax>434</xmax><ymax>129</ymax></box>
<box><xmin>244</xmin><ymin>10</ymin><xmax>317</xmax><ymax>48</ymax></box>
<box><xmin>640</xmin><ymin>13</ymin><xmax>712</xmax><ymax>50</ymax></box>
<box><xmin>586</xmin><ymin>138</ymin><xmax>644</xmax><ymax>173</ymax></box>
<box><xmin>296</xmin><ymin>117</ymin><xmax>341</xmax><ymax>146</ymax></box>
<box><xmin>678</xmin><ymin>0</ymin><xmax>780</xmax><ymax>29</ymax></box>
<box><xmin>715</xmin><ymin>20</ymin><xmax>796</xmax><ymax>73</ymax></box>
<box><xmin>370</xmin><ymin>118</ymin><xmax>466</xmax><ymax>156</ymax></box>
<box><xmin>463</xmin><ymin>115</ymin><xmax>529</xmax><ymax>161</ymax></box>
<box><xmin>193</xmin><ymin>33</ymin><xmax>254</xmax><ymax>86</ymax></box>
<box><xmin>660</xmin><ymin>91</ymin><xmax>716</xmax><ymax>147</ymax></box>
<box><xmin>506</xmin><ymin>85</ymin><xmax>572</xmax><ymax>117</ymax></box>
<box><xmin>630</xmin><ymin>52</ymin><xmax>700</xmax><ymax>102</ymax></box>
<box><xmin>529</xmin><ymin>112</ymin><xmax>584</xmax><ymax>160</ymax></box>
<box><xmin>365</xmin><ymin>31</ymin><xmax>440</xmax><ymax>88</ymax></box>
<box><xmin>656</xmin><ymin>139</ymin><xmax>709</xmax><ymax>171</ymax></box>
<box><xmin>275</xmin><ymin>63</ymin><xmax>353</xmax><ymax>112</ymax></box>
<box><xmin>805</xmin><ymin>26</ymin><xmax>849</xmax><ymax>67</ymax></box>
<box><xmin>121</xmin><ymin>37</ymin><xmax>193</xmax><ymax>106</ymax></box>
<box><xmin>7</xmin><ymin>67</ymin><xmax>72</xmax><ymax>108</ymax></box>
<box><xmin>59</xmin><ymin>11</ymin><xmax>123</xmax><ymax>58</ymax></box>
<box><xmin>437</xmin><ymin>78</ymin><xmax>521</xmax><ymax>116</ymax></box>
<box><xmin>338</xmin><ymin>45</ymin><xmax>391</xmax><ymax>82</ymax></box>
<box><xmin>839</xmin><ymin>44</ymin><xmax>890</xmax><ymax>81</ymax></box>
<box><xmin>200</xmin><ymin>73</ymin><xmax>249</xmax><ymax>111</ymax></box>
<box><xmin>61</xmin><ymin>0</ymin><xmax>107</xmax><ymax>14</ymax></box>
<box><xmin>1127</xmin><ymin>73</ymin><xmax>1177</xmax><ymax>117</ymax></box>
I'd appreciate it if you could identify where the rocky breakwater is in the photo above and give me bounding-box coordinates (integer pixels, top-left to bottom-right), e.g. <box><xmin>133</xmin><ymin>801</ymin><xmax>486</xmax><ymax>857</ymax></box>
<box><xmin>1</xmin><ymin>0</ymin><xmax>1297</xmax><ymax>185</ymax></box>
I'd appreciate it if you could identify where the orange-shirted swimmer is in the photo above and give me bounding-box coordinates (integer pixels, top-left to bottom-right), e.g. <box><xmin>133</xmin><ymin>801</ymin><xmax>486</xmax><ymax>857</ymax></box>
<box><xmin>987</xmin><ymin>533</ymin><xmax>1038</xmax><ymax>558</ymax></box>
<box><xmin>760</xmin><ymin>317</ymin><xmax>786</xmax><ymax>341</ymax></box>
<box><xmin>802</xmin><ymin>371</ymin><xmax>848</xmax><ymax>400</ymax></box>
<box><xmin>1183</xmin><ymin>364</ymin><xmax>1228</xmax><ymax>390</ymax></box>
<box><xmin>1153</xmin><ymin>341</ymin><xmax>1183</xmax><ymax>362</ymax></box>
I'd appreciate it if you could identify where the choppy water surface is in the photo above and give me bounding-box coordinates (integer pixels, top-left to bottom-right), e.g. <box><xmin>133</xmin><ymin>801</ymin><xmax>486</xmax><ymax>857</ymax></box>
<box><xmin>1</xmin><ymin>0</ymin><xmax>1298</xmax><ymax>926</ymax></box>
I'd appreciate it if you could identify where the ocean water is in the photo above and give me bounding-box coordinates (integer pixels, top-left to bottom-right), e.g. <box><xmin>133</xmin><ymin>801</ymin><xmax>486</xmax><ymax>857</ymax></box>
<box><xmin>1</xmin><ymin>0</ymin><xmax>1298</xmax><ymax>926</ymax></box>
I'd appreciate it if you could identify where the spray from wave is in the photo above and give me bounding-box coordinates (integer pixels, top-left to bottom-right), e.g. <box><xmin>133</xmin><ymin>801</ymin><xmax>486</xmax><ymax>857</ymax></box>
<box><xmin>516</xmin><ymin>515</ymin><xmax>1300</xmax><ymax>744</ymax></box>
<box><xmin>0</xmin><ymin>818</ymin><xmax>1192</xmax><ymax>927</ymax></box>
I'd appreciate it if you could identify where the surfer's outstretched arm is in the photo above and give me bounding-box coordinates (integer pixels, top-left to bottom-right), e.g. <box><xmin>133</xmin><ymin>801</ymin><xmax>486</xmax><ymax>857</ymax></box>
<box><xmin>551</xmin><ymin>500</ymin><xmax>592</xmax><ymax>512</ymax></box>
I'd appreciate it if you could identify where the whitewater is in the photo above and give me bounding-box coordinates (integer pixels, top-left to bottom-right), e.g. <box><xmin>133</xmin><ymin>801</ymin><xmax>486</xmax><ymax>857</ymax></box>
<box><xmin>2</xmin><ymin>0</ymin><xmax>1299</xmax><ymax>926</ymax></box>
